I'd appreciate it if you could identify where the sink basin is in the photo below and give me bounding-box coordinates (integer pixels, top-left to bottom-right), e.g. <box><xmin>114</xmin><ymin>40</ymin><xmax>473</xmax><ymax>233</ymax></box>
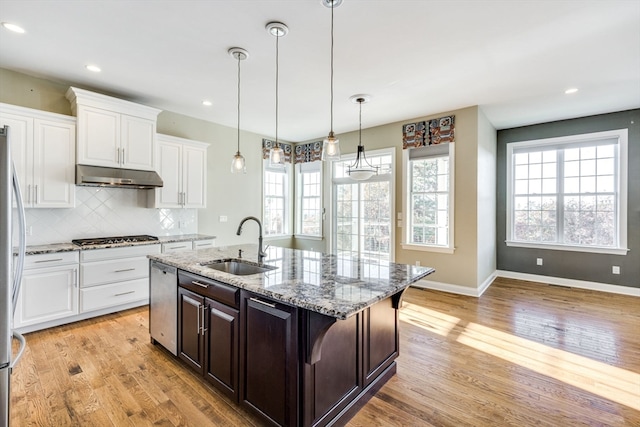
<box><xmin>202</xmin><ymin>259</ymin><xmax>276</xmax><ymax>276</ymax></box>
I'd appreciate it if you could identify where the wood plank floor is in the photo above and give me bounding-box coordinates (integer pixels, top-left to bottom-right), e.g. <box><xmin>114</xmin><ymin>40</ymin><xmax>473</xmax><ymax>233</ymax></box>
<box><xmin>10</xmin><ymin>277</ymin><xmax>640</xmax><ymax>426</ymax></box>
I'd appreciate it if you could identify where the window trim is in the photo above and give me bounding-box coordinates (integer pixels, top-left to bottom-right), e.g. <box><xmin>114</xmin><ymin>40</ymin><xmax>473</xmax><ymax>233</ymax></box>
<box><xmin>505</xmin><ymin>129</ymin><xmax>629</xmax><ymax>255</ymax></box>
<box><xmin>294</xmin><ymin>161</ymin><xmax>323</xmax><ymax>238</ymax></box>
<box><xmin>262</xmin><ymin>159</ymin><xmax>293</xmax><ymax>239</ymax></box>
<box><xmin>401</xmin><ymin>143</ymin><xmax>456</xmax><ymax>254</ymax></box>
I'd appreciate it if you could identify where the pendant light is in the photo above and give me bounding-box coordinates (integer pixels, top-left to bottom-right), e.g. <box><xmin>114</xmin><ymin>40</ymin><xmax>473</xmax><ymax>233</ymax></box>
<box><xmin>229</xmin><ymin>47</ymin><xmax>249</xmax><ymax>174</ymax></box>
<box><xmin>321</xmin><ymin>0</ymin><xmax>343</xmax><ymax>161</ymax></box>
<box><xmin>267</xmin><ymin>22</ymin><xmax>289</xmax><ymax>168</ymax></box>
<box><xmin>347</xmin><ymin>95</ymin><xmax>378</xmax><ymax>181</ymax></box>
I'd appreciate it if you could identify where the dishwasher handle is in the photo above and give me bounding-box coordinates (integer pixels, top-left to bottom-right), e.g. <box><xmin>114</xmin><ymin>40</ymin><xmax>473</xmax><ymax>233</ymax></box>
<box><xmin>151</xmin><ymin>261</ymin><xmax>177</xmax><ymax>275</ymax></box>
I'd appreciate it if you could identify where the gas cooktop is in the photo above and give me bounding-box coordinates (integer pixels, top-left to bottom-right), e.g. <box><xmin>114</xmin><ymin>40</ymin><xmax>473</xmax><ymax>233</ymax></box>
<box><xmin>72</xmin><ymin>235</ymin><xmax>159</xmax><ymax>246</ymax></box>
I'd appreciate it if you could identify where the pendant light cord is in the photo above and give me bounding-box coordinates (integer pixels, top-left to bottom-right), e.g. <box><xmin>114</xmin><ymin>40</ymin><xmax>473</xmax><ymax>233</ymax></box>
<box><xmin>330</xmin><ymin>2</ymin><xmax>335</xmax><ymax>134</ymax></box>
<box><xmin>275</xmin><ymin>31</ymin><xmax>279</xmax><ymax>147</ymax></box>
<box><xmin>236</xmin><ymin>54</ymin><xmax>241</xmax><ymax>154</ymax></box>
<box><xmin>358</xmin><ymin>99</ymin><xmax>362</xmax><ymax>147</ymax></box>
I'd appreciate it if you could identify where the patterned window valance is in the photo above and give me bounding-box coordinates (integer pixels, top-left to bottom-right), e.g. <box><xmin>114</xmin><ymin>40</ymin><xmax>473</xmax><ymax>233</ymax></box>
<box><xmin>262</xmin><ymin>138</ymin><xmax>293</xmax><ymax>163</ymax></box>
<box><xmin>294</xmin><ymin>141</ymin><xmax>322</xmax><ymax>163</ymax></box>
<box><xmin>402</xmin><ymin>115</ymin><xmax>455</xmax><ymax>149</ymax></box>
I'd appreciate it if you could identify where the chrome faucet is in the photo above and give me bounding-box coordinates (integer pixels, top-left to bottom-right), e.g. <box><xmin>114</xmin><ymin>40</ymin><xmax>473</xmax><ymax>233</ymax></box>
<box><xmin>236</xmin><ymin>216</ymin><xmax>266</xmax><ymax>263</ymax></box>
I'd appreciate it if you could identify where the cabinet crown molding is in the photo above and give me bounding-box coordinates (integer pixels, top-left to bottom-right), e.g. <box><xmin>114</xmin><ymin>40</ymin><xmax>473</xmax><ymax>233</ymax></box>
<box><xmin>157</xmin><ymin>133</ymin><xmax>209</xmax><ymax>148</ymax></box>
<box><xmin>65</xmin><ymin>86</ymin><xmax>161</xmax><ymax>119</ymax></box>
<box><xmin>0</xmin><ymin>102</ymin><xmax>76</xmax><ymax>123</ymax></box>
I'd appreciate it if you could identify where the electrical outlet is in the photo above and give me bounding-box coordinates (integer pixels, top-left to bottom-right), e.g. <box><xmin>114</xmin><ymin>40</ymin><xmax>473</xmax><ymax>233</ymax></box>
<box><xmin>612</xmin><ymin>266</ymin><xmax>620</xmax><ymax>275</ymax></box>
<box><xmin>27</xmin><ymin>226</ymin><xmax>33</xmax><ymax>236</ymax></box>
<box><xmin>536</xmin><ymin>258</ymin><xmax>543</xmax><ymax>266</ymax></box>
<box><xmin>219</xmin><ymin>215</ymin><xmax>228</xmax><ymax>223</ymax></box>
<box><xmin>416</xmin><ymin>260</ymin><xmax>420</xmax><ymax>266</ymax></box>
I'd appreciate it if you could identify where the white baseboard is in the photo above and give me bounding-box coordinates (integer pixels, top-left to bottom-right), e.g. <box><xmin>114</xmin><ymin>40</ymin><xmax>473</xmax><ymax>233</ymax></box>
<box><xmin>411</xmin><ymin>278</ymin><xmax>488</xmax><ymax>297</ymax></box>
<box><xmin>412</xmin><ymin>271</ymin><xmax>639</xmax><ymax>298</ymax></box>
<box><xmin>496</xmin><ymin>270</ymin><xmax>640</xmax><ymax>297</ymax></box>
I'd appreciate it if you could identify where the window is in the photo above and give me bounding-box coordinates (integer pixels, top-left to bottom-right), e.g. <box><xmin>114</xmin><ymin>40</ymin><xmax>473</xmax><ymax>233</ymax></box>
<box><xmin>295</xmin><ymin>162</ymin><xmax>322</xmax><ymax>237</ymax></box>
<box><xmin>263</xmin><ymin>161</ymin><xmax>291</xmax><ymax>237</ymax></box>
<box><xmin>506</xmin><ymin>129</ymin><xmax>628</xmax><ymax>255</ymax></box>
<box><xmin>403</xmin><ymin>143</ymin><xmax>455</xmax><ymax>253</ymax></box>
<box><xmin>332</xmin><ymin>148</ymin><xmax>394</xmax><ymax>262</ymax></box>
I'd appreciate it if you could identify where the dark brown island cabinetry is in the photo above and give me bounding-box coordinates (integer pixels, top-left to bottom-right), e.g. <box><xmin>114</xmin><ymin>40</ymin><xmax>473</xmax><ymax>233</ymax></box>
<box><xmin>240</xmin><ymin>292</ymin><xmax>299</xmax><ymax>426</ymax></box>
<box><xmin>175</xmin><ymin>270</ymin><xmax>404</xmax><ymax>427</ymax></box>
<box><xmin>178</xmin><ymin>271</ymin><xmax>240</xmax><ymax>402</ymax></box>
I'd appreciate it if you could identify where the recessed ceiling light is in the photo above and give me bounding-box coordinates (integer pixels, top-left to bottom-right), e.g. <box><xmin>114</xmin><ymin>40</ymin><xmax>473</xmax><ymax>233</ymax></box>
<box><xmin>202</xmin><ymin>100</ymin><xmax>212</xmax><ymax>106</ymax></box>
<box><xmin>85</xmin><ymin>64</ymin><xmax>101</xmax><ymax>73</ymax></box>
<box><xmin>564</xmin><ymin>88</ymin><xmax>578</xmax><ymax>94</ymax></box>
<box><xmin>2</xmin><ymin>22</ymin><xmax>25</xmax><ymax>33</ymax></box>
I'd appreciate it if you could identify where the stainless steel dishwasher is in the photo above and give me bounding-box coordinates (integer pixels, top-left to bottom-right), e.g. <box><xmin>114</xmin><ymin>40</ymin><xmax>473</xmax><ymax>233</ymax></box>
<box><xmin>150</xmin><ymin>261</ymin><xmax>178</xmax><ymax>355</ymax></box>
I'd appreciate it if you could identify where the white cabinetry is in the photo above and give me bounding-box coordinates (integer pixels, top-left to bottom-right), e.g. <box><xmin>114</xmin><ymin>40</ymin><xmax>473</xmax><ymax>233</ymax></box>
<box><xmin>66</xmin><ymin>87</ymin><xmax>161</xmax><ymax>171</ymax></box>
<box><xmin>0</xmin><ymin>103</ymin><xmax>76</xmax><ymax>208</ymax></box>
<box><xmin>13</xmin><ymin>252</ymin><xmax>79</xmax><ymax>329</ymax></box>
<box><xmin>162</xmin><ymin>238</ymin><xmax>215</xmax><ymax>253</ymax></box>
<box><xmin>192</xmin><ymin>239</ymin><xmax>215</xmax><ymax>250</ymax></box>
<box><xmin>79</xmin><ymin>244</ymin><xmax>160</xmax><ymax>312</ymax></box>
<box><xmin>149</xmin><ymin>134</ymin><xmax>208</xmax><ymax>208</ymax></box>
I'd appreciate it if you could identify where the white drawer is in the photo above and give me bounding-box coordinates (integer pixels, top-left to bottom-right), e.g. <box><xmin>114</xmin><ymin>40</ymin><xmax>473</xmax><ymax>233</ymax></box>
<box><xmin>162</xmin><ymin>241</ymin><xmax>192</xmax><ymax>253</ymax></box>
<box><xmin>24</xmin><ymin>251</ymin><xmax>79</xmax><ymax>269</ymax></box>
<box><xmin>192</xmin><ymin>239</ymin><xmax>215</xmax><ymax>250</ymax></box>
<box><xmin>80</xmin><ymin>244</ymin><xmax>160</xmax><ymax>262</ymax></box>
<box><xmin>81</xmin><ymin>256</ymin><xmax>149</xmax><ymax>287</ymax></box>
<box><xmin>80</xmin><ymin>278</ymin><xmax>149</xmax><ymax>313</ymax></box>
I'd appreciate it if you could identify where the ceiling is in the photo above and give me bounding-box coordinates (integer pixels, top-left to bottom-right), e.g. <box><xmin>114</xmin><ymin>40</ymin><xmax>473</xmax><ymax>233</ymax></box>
<box><xmin>1</xmin><ymin>0</ymin><xmax>639</xmax><ymax>142</ymax></box>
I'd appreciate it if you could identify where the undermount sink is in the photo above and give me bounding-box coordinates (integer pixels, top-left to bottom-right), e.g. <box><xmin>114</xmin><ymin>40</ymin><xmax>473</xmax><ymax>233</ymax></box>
<box><xmin>202</xmin><ymin>259</ymin><xmax>277</xmax><ymax>276</ymax></box>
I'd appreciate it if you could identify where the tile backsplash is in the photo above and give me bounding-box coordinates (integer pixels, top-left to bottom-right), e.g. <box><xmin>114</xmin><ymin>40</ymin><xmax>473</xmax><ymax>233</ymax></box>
<box><xmin>23</xmin><ymin>187</ymin><xmax>197</xmax><ymax>245</ymax></box>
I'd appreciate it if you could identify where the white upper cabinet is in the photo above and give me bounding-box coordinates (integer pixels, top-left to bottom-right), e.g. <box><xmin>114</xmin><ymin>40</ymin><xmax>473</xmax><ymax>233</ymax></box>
<box><xmin>149</xmin><ymin>134</ymin><xmax>208</xmax><ymax>209</ymax></box>
<box><xmin>0</xmin><ymin>103</ymin><xmax>76</xmax><ymax>208</ymax></box>
<box><xmin>66</xmin><ymin>87</ymin><xmax>160</xmax><ymax>171</ymax></box>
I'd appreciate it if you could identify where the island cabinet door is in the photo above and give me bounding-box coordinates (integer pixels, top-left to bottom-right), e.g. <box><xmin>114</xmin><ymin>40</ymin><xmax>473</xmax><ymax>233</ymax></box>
<box><xmin>204</xmin><ymin>297</ymin><xmax>239</xmax><ymax>402</ymax></box>
<box><xmin>178</xmin><ymin>287</ymin><xmax>205</xmax><ymax>375</ymax></box>
<box><xmin>240</xmin><ymin>291</ymin><xmax>299</xmax><ymax>427</ymax></box>
<box><xmin>363</xmin><ymin>296</ymin><xmax>399</xmax><ymax>386</ymax></box>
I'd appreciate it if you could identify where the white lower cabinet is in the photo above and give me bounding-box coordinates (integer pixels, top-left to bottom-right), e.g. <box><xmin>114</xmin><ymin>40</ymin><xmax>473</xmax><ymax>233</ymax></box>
<box><xmin>161</xmin><ymin>238</ymin><xmax>215</xmax><ymax>253</ymax></box>
<box><xmin>79</xmin><ymin>244</ymin><xmax>161</xmax><ymax>313</ymax></box>
<box><xmin>81</xmin><ymin>278</ymin><xmax>149</xmax><ymax>312</ymax></box>
<box><xmin>14</xmin><ymin>252</ymin><xmax>79</xmax><ymax>329</ymax></box>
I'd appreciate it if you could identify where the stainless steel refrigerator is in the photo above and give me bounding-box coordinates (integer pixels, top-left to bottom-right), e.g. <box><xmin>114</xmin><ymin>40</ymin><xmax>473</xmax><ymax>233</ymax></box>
<box><xmin>1</xmin><ymin>125</ymin><xmax>27</xmax><ymax>426</ymax></box>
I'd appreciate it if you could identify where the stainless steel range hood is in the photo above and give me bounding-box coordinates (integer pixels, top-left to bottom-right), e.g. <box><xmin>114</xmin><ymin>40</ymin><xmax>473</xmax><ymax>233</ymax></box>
<box><xmin>76</xmin><ymin>165</ymin><xmax>163</xmax><ymax>189</ymax></box>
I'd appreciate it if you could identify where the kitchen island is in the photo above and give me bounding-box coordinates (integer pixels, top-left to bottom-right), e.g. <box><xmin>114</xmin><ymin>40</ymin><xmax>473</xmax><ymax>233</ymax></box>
<box><xmin>148</xmin><ymin>244</ymin><xmax>434</xmax><ymax>427</ymax></box>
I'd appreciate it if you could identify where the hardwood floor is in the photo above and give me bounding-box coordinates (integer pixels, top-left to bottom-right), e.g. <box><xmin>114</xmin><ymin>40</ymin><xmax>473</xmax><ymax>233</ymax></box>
<box><xmin>10</xmin><ymin>277</ymin><xmax>640</xmax><ymax>426</ymax></box>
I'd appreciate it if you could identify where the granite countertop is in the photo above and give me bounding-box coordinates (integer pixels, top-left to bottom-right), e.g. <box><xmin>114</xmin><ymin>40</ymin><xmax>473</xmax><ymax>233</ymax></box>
<box><xmin>148</xmin><ymin>244</ymin><xmax>435</xmax><ymax>320</ymax></box>
<box><xmin>23</xmin><ymin>234</ymin><xmax>216</xmax><ymax>255</ymax></box>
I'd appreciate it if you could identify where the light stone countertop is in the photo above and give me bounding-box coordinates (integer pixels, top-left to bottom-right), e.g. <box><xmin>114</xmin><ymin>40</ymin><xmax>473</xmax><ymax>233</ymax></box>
<box><xmin>148</xmin><ymin>244</ymin><xmax>435</xmax><ymax>320</ymax></box>
<box><xmin>23</xmin><ymin>234</ymin><xmax>216</xmax><ymax>255</ymax></box>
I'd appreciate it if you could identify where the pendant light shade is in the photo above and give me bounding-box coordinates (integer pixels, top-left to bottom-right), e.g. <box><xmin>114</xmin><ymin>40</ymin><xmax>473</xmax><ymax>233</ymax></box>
<box><xmin>321</xmin><ymin>0</ymin><xmax>342</xmax><ymax>161</ymax></box>
<box><xmin>229</xmin><ymin>47</ymin><xmax>248</xmax><ymax>174</ymax></box>
<box><xmin>267</xmin><ymin>22</ymin><xmax>288</xmax><ymax>168</ymax></box>
<box><xmin>347</xmin><ymin>95</ymin><xmax>378</xmax><ymax>181</ymax></box>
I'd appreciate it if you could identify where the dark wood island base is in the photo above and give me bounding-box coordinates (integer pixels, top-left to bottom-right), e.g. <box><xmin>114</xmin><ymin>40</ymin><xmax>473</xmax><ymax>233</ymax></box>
<box><xmin>176</xmin><ymin>270</ymin><xmax>405</xmax><ymax>427</ymax></box>
<box><xmin>240</xmin><ymin>290</ymin><xmax>404</xmax><ymax>427</ymax></box>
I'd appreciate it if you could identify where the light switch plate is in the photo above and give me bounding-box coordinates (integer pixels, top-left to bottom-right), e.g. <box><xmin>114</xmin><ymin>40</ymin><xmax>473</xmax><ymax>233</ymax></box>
<box><xmin>219</xmin><ymin>215</ymin><xmax>228</xmax><ymax>223</ymax></box>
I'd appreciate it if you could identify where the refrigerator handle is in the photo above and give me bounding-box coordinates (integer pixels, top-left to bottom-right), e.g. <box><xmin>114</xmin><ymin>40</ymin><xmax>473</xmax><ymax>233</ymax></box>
<box><xmin>12</xmin><ymin>165</ymin><xmax>27</xmax><ymax>315</ymax></box>
<box><xmin>9</xmin><ymin>331</ymin><xmax>26</xmax><ymax>371</ymax></box>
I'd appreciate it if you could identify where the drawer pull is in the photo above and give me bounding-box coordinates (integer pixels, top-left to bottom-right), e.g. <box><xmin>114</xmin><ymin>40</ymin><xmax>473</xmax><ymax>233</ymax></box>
<box><xmin>250</xmin><ymin>297</ymin><xmax>276</xmax><ymax>308</ymax></box>
<box><xmin>35</xmin><ymin>258</ymin><xmax>63</xmax><ymax>263</ymax></box>
<box><xmin>192</xmin><ymin>280</ymin><xmax>209</xmax><ymax>289</ymax></box>
<box><xmin>171</xmin><ymin>245</ymin><xmax>188</xmax><ymax>249</ymax></box>
<box><xmin>115</xmin><ymin>290</ymin><xmax>135</xmax><ymax>297</ymax></box>
<box><xmin>114</xmin><ymin>268</ymin><xmax>136</xmax><ymax>273</ymax></box>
